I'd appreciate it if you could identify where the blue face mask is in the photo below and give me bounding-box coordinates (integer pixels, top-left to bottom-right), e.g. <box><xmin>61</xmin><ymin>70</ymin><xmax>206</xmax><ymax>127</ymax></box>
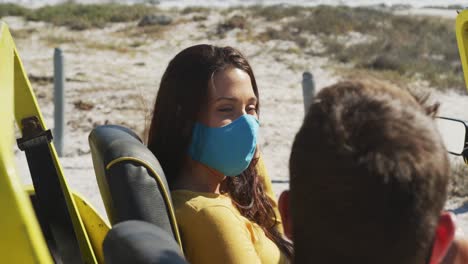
<box><xmin>188</xmin><ymin>114</ymin><xmax>260</xmax><ymax>177</ymax></box>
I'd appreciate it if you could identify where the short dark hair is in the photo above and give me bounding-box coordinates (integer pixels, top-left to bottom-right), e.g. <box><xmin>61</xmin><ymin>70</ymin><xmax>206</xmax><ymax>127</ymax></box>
<box><xmin>289</xmin><ymin>80</ymin><xmax>450</xmax><ymax>264</ymax></box>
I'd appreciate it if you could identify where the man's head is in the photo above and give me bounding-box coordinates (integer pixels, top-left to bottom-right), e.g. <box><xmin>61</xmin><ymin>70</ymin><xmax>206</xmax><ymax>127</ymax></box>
<box><xmin>280</xmin><ymin>80</ymin><xmax>454</xmax><ymax>263</ymax></box>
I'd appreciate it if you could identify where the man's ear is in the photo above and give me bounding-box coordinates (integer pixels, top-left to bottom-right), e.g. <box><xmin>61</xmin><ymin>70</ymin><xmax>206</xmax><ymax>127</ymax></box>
<box><xmin>278</xmin><ymin>190</ymin><xmax>292</xmax><ymax>240</ymax></box>
<box><xmin>429</xmin><ymin>212</ymin><xmax>456</xmax><ymax>264</ymax></box>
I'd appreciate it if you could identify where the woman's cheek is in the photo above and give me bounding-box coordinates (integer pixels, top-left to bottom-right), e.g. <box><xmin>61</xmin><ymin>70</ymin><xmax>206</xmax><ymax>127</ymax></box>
<box><xmin>218</xmin><ymin>119</ymin><xmax>232</xmax><ymax>127</ymax></box>
<box><xmin>208</xmin><ymin>113</ymin><xmax>231</xmax><ymax>127</ymax></box>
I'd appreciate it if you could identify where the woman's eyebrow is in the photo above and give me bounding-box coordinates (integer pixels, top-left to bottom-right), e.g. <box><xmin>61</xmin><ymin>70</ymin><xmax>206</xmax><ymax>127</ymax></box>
<box><xmin>216</xmin><ymin>96</ymin><xmax>237</xmax><ymax>102</ymax></box>
<box><xmin>215</xmin><ymin>96</ymin><xmax>257</xmax><ymax>102</ymax></box>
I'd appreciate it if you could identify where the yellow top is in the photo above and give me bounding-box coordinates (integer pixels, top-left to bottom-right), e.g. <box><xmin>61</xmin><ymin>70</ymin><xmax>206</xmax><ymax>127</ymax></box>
<box><xmin>171</xmin><ymin>156</ymin><xmax>286</xmax><ymax>263</ymax></box>
<box><xmin>172</xmin><ymin>190</ymin><xmax>288</xmax><ymax>264</ymax></box>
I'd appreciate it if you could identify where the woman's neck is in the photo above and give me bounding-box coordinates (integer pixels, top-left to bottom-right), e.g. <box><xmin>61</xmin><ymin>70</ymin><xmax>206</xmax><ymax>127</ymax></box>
<box><xmin>174</xmin><ymin>156</ymin><xmax>226</xmax><ymax>194</ymax></box>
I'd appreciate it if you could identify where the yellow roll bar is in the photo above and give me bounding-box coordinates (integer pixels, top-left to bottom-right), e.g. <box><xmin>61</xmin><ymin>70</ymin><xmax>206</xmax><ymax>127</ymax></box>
<box><xmin>456</xmin><ymin>10</ymin><xmax>468</xmax><ymax>92</ymax></box>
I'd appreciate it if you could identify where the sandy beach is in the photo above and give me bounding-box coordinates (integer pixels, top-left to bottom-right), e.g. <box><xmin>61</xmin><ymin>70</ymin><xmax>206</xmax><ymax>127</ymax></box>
<box><xmin>4</xmin><ymin>4</ymin><xmax>468</xmax><ymax>234</ymax></box>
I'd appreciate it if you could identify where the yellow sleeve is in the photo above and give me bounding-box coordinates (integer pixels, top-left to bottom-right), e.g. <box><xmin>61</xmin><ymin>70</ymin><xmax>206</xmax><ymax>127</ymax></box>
<box><xmin>179</xmin><ymin>206</ymin><xmax>262</xmax><ymax>264</ymax></box>
<box><xmin>256</xmin><ymin>155</ymin><xmax>283</xmax><ymax>233</ymax></box>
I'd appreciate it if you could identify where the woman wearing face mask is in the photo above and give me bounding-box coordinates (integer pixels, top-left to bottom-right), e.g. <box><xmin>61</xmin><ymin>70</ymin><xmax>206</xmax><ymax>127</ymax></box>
<box><xmin>147</xmin><ymin>44</ymin><xmax>292</xmax><ymax>263</ymax></box>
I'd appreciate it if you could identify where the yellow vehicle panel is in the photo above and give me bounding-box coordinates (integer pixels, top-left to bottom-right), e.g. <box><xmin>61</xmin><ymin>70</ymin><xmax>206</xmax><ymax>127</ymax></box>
<box><xmin>1</xmin><ymin>21</ymin><xmax>109</xmax><ymax>263</ymax></box>
<box><xmin>456</xmin><ymin>9</ymin><xmax>468</xmax><ymax>92</ymax></box>
<box><xmin>0</xmin><ymin>22</ymin><xmax>53</xmax><ymax>264</ymax></box>
<box><xmin>24</xmin><ymin>187</ymin><xmax>110</xmax><ymax>264</ymax></box>
<box><xmin>73</xmin><ymin>192</ymin><xmax>110</xmax><ymax>263</ymax></box>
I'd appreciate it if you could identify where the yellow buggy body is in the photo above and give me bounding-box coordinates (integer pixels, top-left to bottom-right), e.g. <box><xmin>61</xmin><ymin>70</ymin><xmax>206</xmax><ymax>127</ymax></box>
<box><xmin>0</xmin><ymin>22</ymin><xmax>109</xmax><ymax>263</ymax></box>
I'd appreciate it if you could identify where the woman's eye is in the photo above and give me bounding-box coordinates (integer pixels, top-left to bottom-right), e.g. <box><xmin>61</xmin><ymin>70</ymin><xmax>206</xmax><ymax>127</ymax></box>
<box><xmin>218</xmin><ymin>108</ymin><xmax>233</xmax><ymax>112</ymax></box>
<box><xmin>247</xmin><ymin>106</ymin><xmax>257</xmax><ymax>113</ymax></box>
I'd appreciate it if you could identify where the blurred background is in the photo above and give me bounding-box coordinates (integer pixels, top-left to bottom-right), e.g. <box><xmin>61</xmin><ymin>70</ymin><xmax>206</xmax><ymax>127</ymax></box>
<box><xmin>2</xmin><ymin>0</ymin><xmax>468</xmax><ymax>230</ymax></box>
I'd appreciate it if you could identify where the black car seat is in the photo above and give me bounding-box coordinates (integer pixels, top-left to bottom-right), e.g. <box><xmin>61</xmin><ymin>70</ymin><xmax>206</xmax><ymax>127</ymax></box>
<box><xmin>103</xmin><ymin>220</ymin><xmax>186</xmax><ymax>264</ymax></box>
<box><xmin>88</xmin><ymin>125</ymin><xmax>182</xmax><ymax>251</ymax></box>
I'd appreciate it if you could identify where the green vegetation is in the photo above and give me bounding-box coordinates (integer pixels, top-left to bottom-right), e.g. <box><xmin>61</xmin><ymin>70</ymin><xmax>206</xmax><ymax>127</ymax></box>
<box><xmin>0</xmin><ymin>3</ymin><xmax>159</xmax><ymax>30</ymax></box>
<box><xmin>217</xmin><ymin>15</ymin><xmax>247</xmax><ymax>36</ymax></box>
<box><xmin>0</xmin><ymin>3</ymin><xmax>29</xmax><ymax>18</ymax></box>
<box><xmin>327</xmin><ymin>15</ymin><xmax>461</xmax><ymax>90</ymax></box>
<box><xmin>242</xmin><ymin>5</ymin><xmax>464</xmax><ymax>91</ymax></box>
<box><xmin>423</xmin><ymin>5</ymin><xmax>465</xmax><ymax>10</ymax></box>
<box><xmin>181</xmin><ymin>6</ymin><xmax>209</xmax><ymax>15</ymax></box>
<box><xmin>26</xmin><ymin>3</ymin><xmax>159</xmax><ymax>30</ymax></box>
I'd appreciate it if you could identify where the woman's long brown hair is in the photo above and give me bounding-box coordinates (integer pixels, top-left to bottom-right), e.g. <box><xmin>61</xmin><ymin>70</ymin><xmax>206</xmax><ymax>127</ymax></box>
<box><xmin>147</xmin><ymin>44</ymin><xmax>293</xmax><ymax>258</ymax></box>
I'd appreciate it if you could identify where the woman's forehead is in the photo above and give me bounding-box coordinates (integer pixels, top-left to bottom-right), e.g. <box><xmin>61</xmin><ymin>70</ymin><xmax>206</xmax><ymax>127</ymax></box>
<box><xmin>209</xmin><ymin>67</ymin><xmax>255</xmax><ymax>99</ymax></box>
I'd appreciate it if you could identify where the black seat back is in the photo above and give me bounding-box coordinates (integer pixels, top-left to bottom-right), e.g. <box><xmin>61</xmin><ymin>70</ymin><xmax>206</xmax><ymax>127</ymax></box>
<box><xmin>103</xmin><ymin>220</ymin><xmax>187</xmax><ymax>264</ymax></box>
<box><xmin>88</xmin><ymin>125</ymin><xmax>182</xmax><ymax>249</ymax></box>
